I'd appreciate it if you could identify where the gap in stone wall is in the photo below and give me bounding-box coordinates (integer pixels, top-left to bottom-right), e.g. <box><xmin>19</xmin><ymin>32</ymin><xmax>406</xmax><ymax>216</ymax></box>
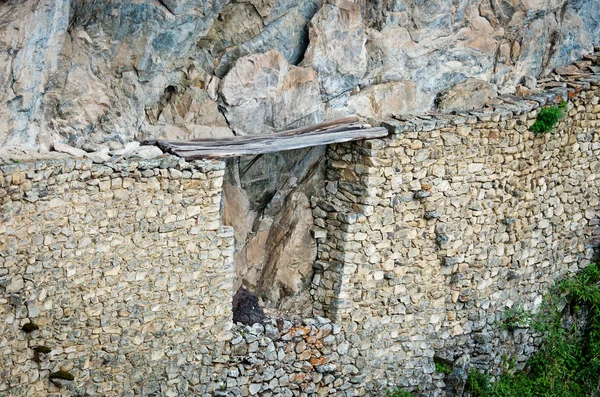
<box><xmin>221</xmin><ymin>146</ymin><xmax>327</xmax><ymax>318</ymax></box>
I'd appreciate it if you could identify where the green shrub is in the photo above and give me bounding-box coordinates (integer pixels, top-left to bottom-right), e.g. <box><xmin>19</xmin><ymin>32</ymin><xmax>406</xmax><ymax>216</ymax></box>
<box><xmin>529</xmin><ymin>101</ymin><xmax>567</xmax><ymax>134</ymax></box>
<box><xmin>499</xmin><ymin>306</ymin><xmax>533</xmax><ymax>330</ymax></box>
<box><xmin>467</xmin><ymin>370</ymin><xmax>492</xmax><ymax>397</ymax></box>
<box><xmin>466</xmin><ymin>263</ymin><xmax>600</xmax><ymax>397</ymax></box>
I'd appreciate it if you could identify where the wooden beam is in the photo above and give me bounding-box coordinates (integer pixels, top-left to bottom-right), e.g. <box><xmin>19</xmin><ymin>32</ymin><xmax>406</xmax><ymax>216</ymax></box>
<box><xmin>141</xmin><ymin>117</ymin><xmax>389</xmax><ymax>159</ymax></box>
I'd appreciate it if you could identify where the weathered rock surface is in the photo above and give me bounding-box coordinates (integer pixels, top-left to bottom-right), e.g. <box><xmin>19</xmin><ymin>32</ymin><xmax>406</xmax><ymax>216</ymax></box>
<box><xmin>219</xmin><ymin>50</ymin><xmax>324</xmax><ymax>135</ymax></box>
<box><xmin>211</xmin><ymin>0</ymin><xmax>323</xmax><ymax>78</ymax></box>
<box><xmin>0</xmin><ymin>0</ymin><xmax>598</xmax><ymax>149</ymax></box>
<box><xmin>0</xmin><ymin>1</ymin><xmax>69</xmax><ymax>147</ymax></box>
<box><xmin>344</xmin><ymin>80</ymin><xmax>427</xmax><ymax>119</ymax></box>
<box><xmin>52</xmin><ymin>142</ymin><xmax>86</xmax><ymax>157</ymax></box>
<box><xmin>257</xmin><ymin>190</ymin><xmax>317</xmax><ymax>313</ymax></box>
<box><xmin>1</xmin><ymin>0</ymin><xmax>600</xmax><ymax>324</ymax></box>
<box><xmin>302</xmin><ymin>0</ymin><xmax>367</xmax><ymax>99</ymax></box>
<box><xmin>435</xmin><ymin>78</ymin><xmax>498</xmax><ymax>112</ymax></box>
<box><xmin>144</xmin><ymin>85</ymin><xmax>233</xmax><ymax>140</ymax></box>
<box><xmin>223</xmin><ymin>147</ymin><xmax>325</xmax><ymax>315</ymax></box>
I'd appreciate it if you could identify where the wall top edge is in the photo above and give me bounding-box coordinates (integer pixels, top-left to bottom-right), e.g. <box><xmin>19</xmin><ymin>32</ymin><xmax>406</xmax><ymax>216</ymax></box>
<box><xmin>0</xmin><ymin>153</ymin><xmax>225</xmax><ymax>177</ymax></box>
<box><xmin>381</xmin><ymin>53</ymin><xmax>600</xmax><ymax>134</ymax></box>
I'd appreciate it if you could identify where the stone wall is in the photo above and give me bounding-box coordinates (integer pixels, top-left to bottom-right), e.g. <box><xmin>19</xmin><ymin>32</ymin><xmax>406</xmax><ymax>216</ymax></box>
<box><xmin>1</xmin><ymin>71</ymin><xmax>600</xmax><ymax>397</ymax></box>
<box><xmin>192</xmin><ymin>69</ymin><xmax>600</xmax><ymax>397</ymax></box>
<box><xmin>309</xmin><ymin>75</ymin><xmax>600</xmax><ymax>394</ymax></box>
<box><xmin>0</xmin><ymin>156</ymin><xmax>233</xmax><ymax>396</ymax></box>
<box><xmin>209</xmin><ymin>317</ymin><xmax>367</xmax><ymax>397</ymax></box>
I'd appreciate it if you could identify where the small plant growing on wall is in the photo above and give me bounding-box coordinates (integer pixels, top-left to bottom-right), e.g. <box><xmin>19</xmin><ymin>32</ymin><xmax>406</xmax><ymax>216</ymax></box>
<box><xmin>384</xmin><ymin>387</ymin><xmax>415</xmax><ymax>397</ymax></box>
<box><xmin>499</xmin><ymin>306</ymin><xmax>533</xmax><ymax>330</ymax></box>
<box><xmin>529</xmin><ymin>101</ymin><xmax>567</xmax><ymax>134</ymax></box>
<box><xmin>463</xmin><ymin>263</ymin><xmax>600</xmax><ymax>396</ymax></box>
<box><xmin>434</xmin><ymin>358</ymin><xmax>453</xmax><ymax>375</ymax></box>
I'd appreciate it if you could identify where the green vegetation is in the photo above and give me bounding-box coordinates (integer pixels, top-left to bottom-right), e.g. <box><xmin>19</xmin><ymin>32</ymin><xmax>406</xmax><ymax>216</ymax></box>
<box><xmin>467</xmin><ymin>370</ymin><xmax>492</xmax><ymax>397</ymax></box>
<box><xmin>382</xmin><ymin>264</ymin><xmax>600</xmax><ymax>397</ymax></box>
<box><xmin>467</xmin><ymin>263</ymin><xmax>600</xmax><ymax>397</ymax></box>
<box><xmin>384</xmin><ymin>387</ymin><xmax>415</xmax><ymax>397</ymax></box>
<box><xmin>499</xmin><ymin>306</ymin><xmax>533</xmax><ymax>331</ymax></box>
<box><xmin>529</xmin><ymin>101</ymin><xmax>567</xmax><ymax>134</ymax></box>
<box><xmin>435</xmin><ymin>360</ymin><xmax>452</xmax><ymax>375</ymax></box>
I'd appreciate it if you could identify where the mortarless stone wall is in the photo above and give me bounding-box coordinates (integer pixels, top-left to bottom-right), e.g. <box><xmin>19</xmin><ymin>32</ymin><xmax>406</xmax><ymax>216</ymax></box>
<box><xmin>309</xmin><ymin>74</ymin><xmax>600</xmax><ymax>395</ymax></box>
<box><xmin>1</xmin><ymin>70</ymin><xmax>600</xmax><ymax>397</ymax></box>
<box><xmin>0</xmin><ymin>156</ymin><xmax>233</xmax><ymax>396</ymax></box>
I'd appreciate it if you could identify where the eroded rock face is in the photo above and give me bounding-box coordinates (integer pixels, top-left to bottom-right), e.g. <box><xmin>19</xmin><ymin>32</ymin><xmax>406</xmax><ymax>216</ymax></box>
<box><xmin>257</xmin><ymin>190</ymin><xmax>317</xmax><ymax>313</ymax></box>
<box><xmin>1</xmin><ymin>0</ymin><xmax>600</xmax><ymax>315</ymax></box>
<box><xmin>435</xmin><ymin>79</ymin><xmax>498</xmax><ymax>112</ymax></box>
<box><xmin>0</xmin><ymin>1</ymin><xmax>69</xmax><ymax>147</ymax></box>
<box><xmin>222</xmin><ymin>147</ymin><xmax>325</xmax><ymax>315</ymax></box>
<box><xmin>345</xmin><ymin>80</ymin><xmax>428</xmax><ymax>119</ymax></box>
<box><xmin>219</xmin><ymin>50</ymin><xmax>324</xmax><ymax>135</ymax></box>
<box><xmin>302</xmin><ymin>0</ymin><xmax>367</xmax><ymax>99</ymax></box>
<box><xmin>1</xmin><ymin>0</ymin><xmax>599</xmax><ymax>321</ymax></box>
<box><xmin>144</xmin><ymin>85</ymin><xmax>234</xmax><ymax>140</ymax></box>
<box><xmin>0</xmin><ymin>0</ymin><xmax>599</xmax><ymax>149</ymax></box>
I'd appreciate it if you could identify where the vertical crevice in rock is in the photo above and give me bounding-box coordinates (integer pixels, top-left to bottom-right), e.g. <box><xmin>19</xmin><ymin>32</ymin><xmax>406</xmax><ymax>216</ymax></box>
<box><xmin>221</xmin><ymin>147</ymin><xmax>326</xmax><ymax>317</ymax></box>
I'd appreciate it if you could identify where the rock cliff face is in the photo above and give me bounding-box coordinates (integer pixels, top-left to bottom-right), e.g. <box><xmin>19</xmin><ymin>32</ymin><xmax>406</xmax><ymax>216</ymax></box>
<box><xmin>222</xmin><ymin>147</ymin><xmax>325</xmax><ymax>316</ymax></box>
<box><xmin>0</xmin><ymin>0</ymin><xmax>598</xmax><ymax>311</ymax></box>
<box><xmin>0</xmin><ymin>0</ymin><xmax>598</xmax><ymax>148</ymax></box>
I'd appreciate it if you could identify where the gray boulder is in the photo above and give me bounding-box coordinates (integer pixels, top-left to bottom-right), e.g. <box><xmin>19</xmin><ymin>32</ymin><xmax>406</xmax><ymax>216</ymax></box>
<box><xmin>435</xmin><ymin>79</ymin><xmax>498</xmax><ymax>113</ymax></box>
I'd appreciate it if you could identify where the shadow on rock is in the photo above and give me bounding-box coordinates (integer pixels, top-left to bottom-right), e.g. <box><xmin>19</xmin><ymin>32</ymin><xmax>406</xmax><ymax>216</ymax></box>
<box><xmin>232</xmin><ymin>286</ymin><xmax>267</xmax><ymax>325</ymax></box>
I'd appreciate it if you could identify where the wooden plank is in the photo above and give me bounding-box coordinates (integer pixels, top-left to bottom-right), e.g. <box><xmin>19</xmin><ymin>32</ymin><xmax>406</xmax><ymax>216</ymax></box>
<box><xmin>156</xmin><ymin>123</ymin><xmax>371</xmax><ymax>149</ymax></box>
<box><xmin>168</xmin><ymin>129</ymin><xmax>384</xmax><ymax>153</ymax></box>
<box><xmin>186</xmin><ymin>116</ymin><xmax>360</xmax><ymax>142</ymax></box>
<box><xmin>142</xmin><ymin>117</ymin><xmax>389</xmax><ymax>159</ymax></box>
<box><xmin>140</xmin><ymin>116</ymin><xmax>361</xmax><ymax>147</ymax></box>
<box><xmin>165</xmin><ymin>127</ymin><xmax>388</xmax><ymax>159</ymax></box>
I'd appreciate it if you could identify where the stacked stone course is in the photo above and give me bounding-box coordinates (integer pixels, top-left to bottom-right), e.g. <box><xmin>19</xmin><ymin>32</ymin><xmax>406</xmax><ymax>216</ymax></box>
<box><xmin>211</xmin><ymin>317</ymin><xmax>368</xmax><ymax>397</ymax></box>
<box><xmin>0</xmin><ymin>156</ymin><xmax>233</xmax><ymax>396</ymax></box>
<box><xmin>309</xmin><ymin>73</ymin><xmax>600</xmax><ymax>394</ymax></box>
<box><xmin>1</xmin><ymin>67</ymin><xmax>600</xmax><ymax>396</ymax></box>
<box><xmin>206</xmin><ymin>71</ymin><xmax>600</xmax><ymax>397</ymax></box>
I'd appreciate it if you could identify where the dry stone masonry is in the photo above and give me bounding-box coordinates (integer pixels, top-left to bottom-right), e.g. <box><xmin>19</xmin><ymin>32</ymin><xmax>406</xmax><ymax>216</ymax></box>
<box><xmin>311</xmin><ymin>69</ymin><xmax>600</xmax><ymax>394</ymax></box>
<box><xmin>0</xmin><ymin>156</ymin><xmax>233</xmax><ymax>396</ymax></box>
<box><xmin>1</xmin><ymin>61</ymin><xmax>600</xmax><ymax>396</ymax></box>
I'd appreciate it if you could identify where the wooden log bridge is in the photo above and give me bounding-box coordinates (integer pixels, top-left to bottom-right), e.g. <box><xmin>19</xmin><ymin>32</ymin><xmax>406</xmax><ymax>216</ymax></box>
<box><xmin>141</xmin><ymin>116</ymin><xmax>389</xmax><ymax>159</ymax></box>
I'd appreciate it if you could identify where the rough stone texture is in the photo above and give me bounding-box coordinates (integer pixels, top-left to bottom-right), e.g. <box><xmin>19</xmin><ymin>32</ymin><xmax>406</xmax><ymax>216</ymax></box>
<box><xmin>0</xmin><ymin>155</ymin><xmax>234</xmax><ymax>396</ymax></box>
<box><xmin>301</xmin><ymin>0</ymin><xmax>367</xmax><ymax>100</ymax></box>
<box><xmin>1</xmin><ymin>0</ymin><xmax>599</xmax><ymax>150</ymax></box>
<box><xmin>344</xmin><ymin>80</ymin><xmax>428</xmax><ymax>119</ymax></box>
<box><xmin>144</xmin><ymin>85</ymin><xmax>234</xmax><ymax>141</ymax></box>
<box><xmin>256</xmin><ymin>190</ymin><xmax>317</xmax><ymax>313</ymax></box>
<box><xmin>0</xmin><ymin>1</ymin><xmax>69</xmax><ymax>148</ymax></box>
<box><xmin>310</xmin><ymin>72</ymin><xmax>600</xmax><ymax>394</ymax></box>
<box><xmin>215</xmin><ymin>318</ymin><xmax>370</xmax><ymax>396</ymax></box>
<box><xmin>219</xmin><ymin>50</ymin><xmax>324</xmax><ymax>135</ymax></box>
<box><xmin>1</xmin><ymin>50</ymin><xmax>600</xmax><ymax>397</ymax></box>
<box><xmin>435</xmin><ymin>79</ymin><xmax>499</xmax><ymax>113</ymax></box>
<box><xmin>358</xmin><ymin>0</ymin><xmax>599</xmax><ymax>102</ymax></box>
<box><xmin>223</xmin><ymin>147</ymin><xmax>325</xmax><ymax>315</ymax></box>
